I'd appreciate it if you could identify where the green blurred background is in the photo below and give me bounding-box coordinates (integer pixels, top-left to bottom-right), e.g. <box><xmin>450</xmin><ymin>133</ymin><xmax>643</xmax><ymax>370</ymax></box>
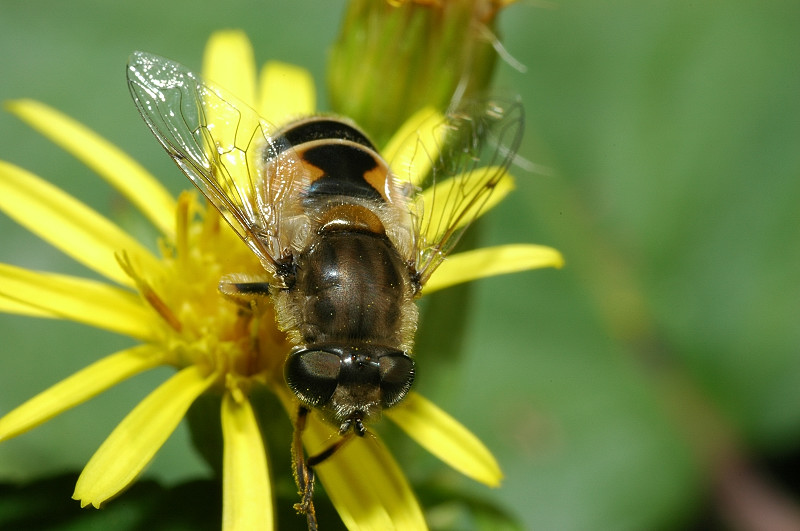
<box><xmin>1</xmin><ymin>1</ymin><xmax>799</xmax><ymax>529</ymax></box>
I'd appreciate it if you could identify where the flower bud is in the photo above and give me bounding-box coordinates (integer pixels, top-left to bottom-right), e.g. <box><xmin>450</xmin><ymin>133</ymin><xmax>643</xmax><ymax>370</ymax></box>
<box><xmin>328</xmin><ymin>0</ymin><xmax>514</xmax><ymax>145</ymax></box>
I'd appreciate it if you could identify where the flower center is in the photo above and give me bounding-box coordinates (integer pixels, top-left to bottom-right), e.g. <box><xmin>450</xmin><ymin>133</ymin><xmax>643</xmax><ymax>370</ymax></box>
<box><xmin>126</xmin><ymin>192</ymin><xmax>291</xmax><ymax>391</ymax></box>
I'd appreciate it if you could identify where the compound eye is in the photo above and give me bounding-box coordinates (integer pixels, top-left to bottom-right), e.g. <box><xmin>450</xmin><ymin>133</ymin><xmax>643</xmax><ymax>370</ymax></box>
<box><xmin>285</xmin><ymin>350</ymin><xmax>341</xmax><ymax>407</ymax></box>
<box><xmin>378</xmin><ymin>352</ymin><xmax>415</xmax><ymax>408</ymax></box>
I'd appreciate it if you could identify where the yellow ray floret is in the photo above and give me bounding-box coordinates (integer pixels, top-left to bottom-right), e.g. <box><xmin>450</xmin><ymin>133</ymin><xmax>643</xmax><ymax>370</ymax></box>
<box><xmin>222</xmin><ymin>391</ymin><xmax>273</xmax><ymax>531</ymax></box>
<box><xmin>0</xmin><ymin>345</ymin><xmax>161</xmax><ymax>442</ymax></box>
<box><xmin>5</xmin><ymin>99</ymin><xmax>176</xmax><ymax>236</ymax></box>
<box><xmin>418</xmin><ymin>165</ymin><xmax>515</xmax><ymax>244</ymax></box>
<box><xmin>0</xmin><ymin>262</ymin><xmax>156</xmax><ymax>340</ymax></box>
<box><xmin>257</xmin><ymin>61</ymin><xmax>316</xmax><ymax>125</ymax></box>
<box><xmin>0</xmin><ymin>161</ymin><xmax>162</xmax><ymax>287</ymax></box>
<box><xmin>74</xmin><ymin>366</ymin><xmax>217</xmax><ymax>508</ymax></box>
<box><xmin>425</xmin><ymin>243</ymin><xmax>565</xmax><ymax>294</ymax></box>
<box><xmin>202</xmin><ymin>30</ymin><xmax>257</xmax><ymax>110</ymax></box>
<box><xmin>388</xmin><ymin>392</ymin><xmax>502</xmax><ymax>487</ymax></box>
<box><xmin>382</xmin><ymin>107</ymin><xmax>446</xmax><ymax>187</ymax></box>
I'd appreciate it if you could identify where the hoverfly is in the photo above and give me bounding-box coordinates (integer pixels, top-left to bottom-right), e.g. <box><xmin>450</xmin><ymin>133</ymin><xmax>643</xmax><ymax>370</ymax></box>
<box><xmin>126</xmin><ymin>51</ymin><xmax>523</xmax><ymax>529</ymax></box>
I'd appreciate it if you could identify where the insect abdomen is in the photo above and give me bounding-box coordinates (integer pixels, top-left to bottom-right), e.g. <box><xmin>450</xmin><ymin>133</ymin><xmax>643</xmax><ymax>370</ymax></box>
<box><xmin>295</xmin><ymin>229</ymin><xmax>411</xmax><ymax>346</ymax></box>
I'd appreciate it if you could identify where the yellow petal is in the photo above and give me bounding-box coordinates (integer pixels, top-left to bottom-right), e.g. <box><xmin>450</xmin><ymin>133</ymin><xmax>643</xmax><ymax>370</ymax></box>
<box><xmin>0</xmin><ymin>262</ymin><xmax>156</xmax><ymax>341</ymax></box>
<box><xmin>199</xmin><ymin>31</ymin><xmax>263</xmax><ymax>198</ymax></box>
<box><xmin>424</xmin><ymin>243</ymin><xmax>565</xmax><ymax>293</ymax></box>
<box><xmin>0</xmin><ymin>295</ymin><xmax>54</xmax><ymax>318</ymax></box>
<box><xmin>257</xmin><ymin>61</ymin><xmax>316</xmax><ymax>125</ymax></box>
<box><xmin>5</xmin><ymin>99</ymin><xmax>176</xmax><ymax>236</ymax></box>
<box><xmin>0</xmin><ymin>345</ymin><xmax>162</xmax><ymax>442</ymax></box>
<box><xmin>382</xmin><ymin>107</ymin><xmax>446</xmax><ymax>187</ymax></box>
<box><xmin>418</xmin><ymin>166</ymin><xmax>514</xmax><ymax>246</ymax></box>
<box><xmin>309</xmin><ymin>422</ymin><xmax>427</xmax><ymax>530</ymax></box>
<box><xmin>74</xmin><ymin>365</ymin><xmax>217</xmax><ymax>508</ymax></box>
<box><xmin>276</xmin><ymin>387</ymin><xmax>427</xmax><ymax>530</ymax></box>
<box><xmin>221</xmin><ymin>392</ymin><xmax>273</xmax><ymax>531</ymax></box>
<box><xmin>387</xmin><ymin>392</ymin><xmax>502</xmax><ymax>487</ymax></box>
<box><xmin>203</xmin><ymin>30</ymin><xmax>257</xmax><ymax>108</ymax></box>
<box><xmin>0</xmin><ymin>161</ymin><xmax>162</xmax><ymax>287</ymax></box>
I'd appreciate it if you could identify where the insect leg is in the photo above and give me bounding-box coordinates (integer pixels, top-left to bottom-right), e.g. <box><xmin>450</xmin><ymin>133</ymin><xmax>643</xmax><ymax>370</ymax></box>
<box><xmin>292</xmin><ymin>406</ymin><xmax>319</xmax><ymax>531</ymax></box>
<box><xmin>292</xmin><ymin>406</ymin><xmax>357</xmax><ymax>530</ymax></box>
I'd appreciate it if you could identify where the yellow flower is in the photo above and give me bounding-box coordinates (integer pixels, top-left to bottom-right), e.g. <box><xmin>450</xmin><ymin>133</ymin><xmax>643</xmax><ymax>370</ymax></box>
<box><xmin>0</xmin><ymin>30</ymin><xmax>562</xmax><ymax>529</ymax></box>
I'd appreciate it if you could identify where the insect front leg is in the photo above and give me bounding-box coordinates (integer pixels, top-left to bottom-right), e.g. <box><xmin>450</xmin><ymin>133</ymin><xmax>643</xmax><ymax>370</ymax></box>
<box><xmin>292</xmin><ymin>405</ymin><xmax>357</xmax><ymax>530</ymax></box>
<box><xmin>218</xmin><ymin>274</ymin><xmax>272</xmax><ymax>306</ymax></box>
<box><xmin>292</xmin><ymin>405</ymin><xmax>319</xmax><ymax>531</ymax></box>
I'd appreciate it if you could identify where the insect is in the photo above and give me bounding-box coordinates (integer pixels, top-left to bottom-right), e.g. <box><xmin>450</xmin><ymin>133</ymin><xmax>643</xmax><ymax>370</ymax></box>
<box><xmin>126</xmin><ymin>51</ymin><xmax>523</xmax><ymax>529</ymax></box>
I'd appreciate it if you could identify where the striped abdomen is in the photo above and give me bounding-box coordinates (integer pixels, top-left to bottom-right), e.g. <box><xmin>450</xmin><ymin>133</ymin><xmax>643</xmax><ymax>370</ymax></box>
<box><xmin>295</xmin><ymin>229</ymin><xmax>410</xmax><ymax>346</ymax></box>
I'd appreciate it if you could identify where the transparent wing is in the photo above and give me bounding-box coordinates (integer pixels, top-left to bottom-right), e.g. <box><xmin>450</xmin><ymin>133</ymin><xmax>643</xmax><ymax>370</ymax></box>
<box><xmin>392</xmin><ymin>99</ymin><xmax>524</xmax><ymax>286</ymax></box>
<box><xmin>126</xmin><ymin>51</ymin><xmax>308</xmax><ymax>277</ymax></box>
